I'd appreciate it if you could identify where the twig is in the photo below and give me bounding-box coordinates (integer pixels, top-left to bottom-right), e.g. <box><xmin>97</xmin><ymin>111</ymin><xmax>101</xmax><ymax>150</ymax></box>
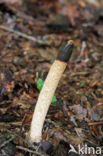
<box><xmin>88</xmin><ymin>121</ymin><xmax>103</xmax><ymax>126</ymax></box>
<box><xmin>4</xmin><ymin>129</ymin><xmax>48</xmax><ymax>156</ymax></box>
<box><xmin>45</xmin><ymin>118</ymin><xmax>62</xmax><ymax>128</ymax></box>
<box><xmin>0</xmin><ymin>135</ymin><xmax>15</xmax><ymax>148</ymax></box>
<box><xmin>8</xmin><ymin>6</ymin><xmax>36</xmax><ymax>22</ymax></box>
<box><xmin>0</xmin><ymin>25</ymin><xmax>48</xmax><ymax>45</ymax></box>
<box><xmin>16</xmin><ymin>145</ymin><xmax>49</xmax><ymax>156</ymax></box>
<box><xmin>0</xmin><ymin>121</ymin><xmax>22</xmax><ymax>126</ymax></box>
<box><xmin>75</xmin><ymin>41</ymin><xmax>87</xmax><ymax>62</ymax></box>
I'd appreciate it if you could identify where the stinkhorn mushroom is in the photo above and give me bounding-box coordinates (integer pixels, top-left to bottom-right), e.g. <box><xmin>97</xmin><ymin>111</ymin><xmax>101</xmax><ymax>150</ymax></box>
<box><xmin>29</xmin><ymin>40</ymin><xmax>74</xmax><ymax>143</ymax></box>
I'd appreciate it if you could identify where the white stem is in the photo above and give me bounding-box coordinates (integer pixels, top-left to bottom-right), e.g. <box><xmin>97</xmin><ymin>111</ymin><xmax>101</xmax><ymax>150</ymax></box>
<box><xmin>29</xmin><ymin>60</ymin><xmax>67</xmax><ymax>142</ymax></box>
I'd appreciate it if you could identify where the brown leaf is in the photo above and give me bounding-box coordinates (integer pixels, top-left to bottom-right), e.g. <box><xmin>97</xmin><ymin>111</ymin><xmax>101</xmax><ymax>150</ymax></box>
<box><xmin>69</xmin><ymin>105</ymin><xmax>87</xmax><ymax>121</ymax></box>
<box><xmin>66</xmin><ymin>3</ymin><xmax>80</xmax><ymax>26</ymax></box>
<box><xmin>54</xmin><ymin>111</ymin><xmax>65</xmax><ymax>121</ymax></box>
<box><xmin>13</xmin><ymin>92</ymin><xmax>32</xmax><ymax>109</ymax></box>
<box><xmin>22</xmin><ymin>112</ymin><xmax>33</xmax><ymax>125</ymax></box>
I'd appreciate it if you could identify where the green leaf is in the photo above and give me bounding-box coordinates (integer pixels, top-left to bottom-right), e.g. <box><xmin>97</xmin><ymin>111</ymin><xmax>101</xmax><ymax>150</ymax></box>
<box><xmin>51</xmin><ymin>96</ymin><xmax>57</xmax><ymax>104</ymax></box>
<box><xmin>80</xmin><ymin>82</ymin><xmax>85</xmax><ymax>87</ymax></box>
<box><xmin>37</xmin><ymin>78</ymin><xmax>58</xmax><ymax>103</ymax></box>
<box><xmin>37</xmin><ymin>78</ymin><xmax>44</xmax><ymax>90</ymax></box>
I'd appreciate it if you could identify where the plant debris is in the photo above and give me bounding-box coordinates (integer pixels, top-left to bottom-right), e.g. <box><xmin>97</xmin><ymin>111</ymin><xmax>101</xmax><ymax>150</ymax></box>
<box><xmin>0</xmin><ymin>0</ymin><xmax>103</xmax><ymax>155</ymax></box>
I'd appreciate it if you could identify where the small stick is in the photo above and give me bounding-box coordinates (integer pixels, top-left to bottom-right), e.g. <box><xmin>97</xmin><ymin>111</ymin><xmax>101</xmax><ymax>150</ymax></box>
<box><xmin>0</xmin><ymin>135</ymin><xmax>15</xmax><ymax>148</ymax></box>
<box><xmin>16</xmin><ymin>145</ymin><xmax>48</xmax><ymax>156</ymax></box>
<box><xmin>0</xmin><ymin>25</ymin><xmax>47</xmax><ymax>45</ymax></box>
<box><xmin>29</xmin><ymin>40</ymin><xmax>74</xmax><ymax>143</ymax></box>
<box><xmin>88</xmin><ymin>121</ymin><xmax>103</xmax><ymax>126</ymax></box>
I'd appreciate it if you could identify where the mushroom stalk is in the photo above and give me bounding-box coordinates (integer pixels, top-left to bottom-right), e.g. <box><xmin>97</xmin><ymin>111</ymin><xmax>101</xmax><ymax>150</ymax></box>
<box><xmin>29</xmin><ymin>40</ymin><xmax>74</xmax><ymax>143</ymax></box>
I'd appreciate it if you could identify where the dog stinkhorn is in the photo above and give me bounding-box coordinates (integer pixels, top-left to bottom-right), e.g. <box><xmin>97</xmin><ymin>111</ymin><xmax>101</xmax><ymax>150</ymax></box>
<box><xmin>29</xmin><ymin>40</ymin><xmax>74</xmax><ymax>143</ymax></box>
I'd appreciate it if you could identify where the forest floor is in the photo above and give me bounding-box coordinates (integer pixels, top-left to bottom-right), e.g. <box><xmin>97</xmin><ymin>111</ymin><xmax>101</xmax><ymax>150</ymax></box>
<box><xmin>0</xmin><ymin>0</ymin><xmax>103</xmax><ymax>156</ymax></box>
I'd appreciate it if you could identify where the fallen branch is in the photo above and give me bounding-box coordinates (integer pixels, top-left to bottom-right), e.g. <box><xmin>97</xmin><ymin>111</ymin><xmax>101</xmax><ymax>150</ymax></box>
<box><xmin>0</xmin><ymin>25</ymin><xmax>48</xmax><ymax>45</ymax></box>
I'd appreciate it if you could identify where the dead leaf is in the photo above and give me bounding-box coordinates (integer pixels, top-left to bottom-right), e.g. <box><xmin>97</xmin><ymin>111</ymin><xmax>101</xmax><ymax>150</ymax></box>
<box><xmin>69</xmin><ymin>104</ymin><xmax>87</xmax><ymax>121</ymax></box>
<box><xmin>63</xmin><ymin>2</ymin><xmax>80</xmax><ymax>26</ymax></box>
<box><xmin>13</xmin><ymin>92</ymin><xmax>32</xmax><ymax>109</ymax></box>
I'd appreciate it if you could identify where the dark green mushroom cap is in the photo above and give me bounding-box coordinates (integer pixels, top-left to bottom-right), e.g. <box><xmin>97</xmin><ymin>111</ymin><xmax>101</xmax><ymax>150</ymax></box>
<box><xmin>57</xmin><ymin>40</ymin><xmax>74</xmax><ymax>63</ymax></box>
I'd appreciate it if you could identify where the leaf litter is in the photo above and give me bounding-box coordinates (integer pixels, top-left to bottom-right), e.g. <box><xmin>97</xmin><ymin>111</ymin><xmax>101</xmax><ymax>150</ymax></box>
<box><xmin>0</xmin><ymin>0</ymin><xmax>103</xmax><ymax>155</ymax></box>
